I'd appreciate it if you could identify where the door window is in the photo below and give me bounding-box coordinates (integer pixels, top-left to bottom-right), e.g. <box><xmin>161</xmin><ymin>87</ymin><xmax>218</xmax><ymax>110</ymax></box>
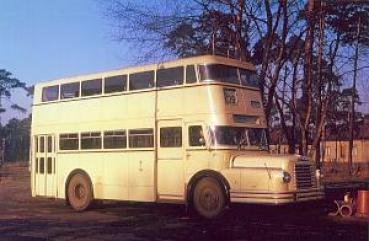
<box><xmin>47</xmin><ymin>157</ymin><xmax>52</xmax><ymax>174</ymax></box>
<box><xmin>40</xmin><ymin>157</ymin><xmax>45</xmax><ymax>174</ymax></box>
<box><xmin>40</xmin><ymin>136</ymin><xmax>45</xmax><ymax>153</ymax></box>
<box><xmin>47</xmin><ymin>136</ymin><xmax>52</xmax><ymax>152</ymax></box>
<box><xmin>160</xmin><ymin>127</ymin><xmax>182</xmax><ymax>147</ymax></box>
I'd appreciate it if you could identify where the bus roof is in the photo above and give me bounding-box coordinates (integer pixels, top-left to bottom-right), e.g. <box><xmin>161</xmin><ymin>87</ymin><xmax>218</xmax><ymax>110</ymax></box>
<box><xmin>36</xmin><ymin>55</ymin><xmax>256</xmax><ymax>87</ymax></box>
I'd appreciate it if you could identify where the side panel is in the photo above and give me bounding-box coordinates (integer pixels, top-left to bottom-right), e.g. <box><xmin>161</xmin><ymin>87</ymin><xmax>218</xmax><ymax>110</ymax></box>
<box><xmin>100</xmin><ymin>152</ymin><xmax>129</xmax><ymax>200</ymax></box>
<box><xmin>128</xmin><ymin>151</ymin><xmax>155</xmax><ymax>201</ymax></box>
<box><xmin>56</xmin><ymin>151</ymin><xmax>155</xmax><ymax>202</ymax></box>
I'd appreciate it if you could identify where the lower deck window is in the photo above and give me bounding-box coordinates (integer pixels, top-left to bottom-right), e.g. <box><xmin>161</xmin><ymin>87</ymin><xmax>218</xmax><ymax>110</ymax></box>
<box><xmin>81</xmin><ymin>132</ymin><xmax>102</xmax><ymax>149</ymax></box>
<box><xmin>104</xmin><ymin>130</ymin><xmax>127</xmax><ymax>149</ymax></box>
<box><xmin>129</xmin><ymin>129</ymin><xmax>154</xmax><ymax>148</ymax></box>
<box><xmin>59</xmin><ymin>133</ymin><xmax>79</xmax><ymax>150</ymax></box>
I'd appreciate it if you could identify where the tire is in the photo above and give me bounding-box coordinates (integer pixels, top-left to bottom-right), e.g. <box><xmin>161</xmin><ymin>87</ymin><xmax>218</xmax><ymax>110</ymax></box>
<box><xmin>67</xmin><ymin>172</ymin><xmax>93</xmax><ymax>211</ymax></box>
<box><xmin>192</xmin><ymin>177</ymin><xmax>226</xmax><ymax>219</ymax></box>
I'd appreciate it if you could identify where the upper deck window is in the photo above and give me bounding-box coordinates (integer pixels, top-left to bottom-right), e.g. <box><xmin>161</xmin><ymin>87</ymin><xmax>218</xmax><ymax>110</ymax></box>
<box><xmin>129</xmin><ymin>71</ymin><xmax>154</xmax><ymax>91</ymax></box>
<box><xmin>105</xmin><ymin>75</ymin><xmax>127</xmax><ymax>93</ymax></box>
<box><xmin>42</xmin><ymin>85</ymin><xmax>59</xmax><ymax>102</ymax></box>
<box><xmin>199</xmin><ymin>64</ymin><xmax>240</xmax><ymax>85</ymax></box>
<box><xmin>61</xmin><ymin>82</ymin><xmax>80</xmax><ymax>99</ymax></box>
<box><xmin>156</xmin><ymin>67</ymin><xmax>184</xmax><ymax>87</ymax></box>
<box><xmin>240</xmin><ymin>69</ymin><xmax>259</xmax><ymax>87</ymax></box>
<box><xmin>199</xmin><ymin>64</ymin><xmax>259</xmax><ymax>87</ymax></box>
<box><xmin>186</xmin><ymin>65</ymin><xmax>197</xmax><ymax>84</ymax></box>
<box><xmin>81</xmin><ymin>79</ymin><xmax>102</xmax><ymax>97</ymax></box>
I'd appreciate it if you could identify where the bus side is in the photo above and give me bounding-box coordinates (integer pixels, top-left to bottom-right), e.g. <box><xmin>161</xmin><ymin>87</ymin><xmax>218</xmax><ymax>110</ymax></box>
<box><xmin>32</xmin><ymin>90</ymin><xmax>157</xmax><ymax>201</ymax></box>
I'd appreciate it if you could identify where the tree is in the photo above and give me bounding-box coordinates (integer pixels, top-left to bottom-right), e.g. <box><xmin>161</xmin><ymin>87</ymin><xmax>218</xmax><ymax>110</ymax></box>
<box><xmin>103</xmin><ymin>0</ymin><xmax>368</xmax><ymax>169</ymax></box>
<box><xmin>0</xmin><ymin>69</ymin><xmax>27</xmax><ymax>121</ymax></box>
<box><xmin>325</xmin><ymin>1</ymin><xmax>369</xmax><ymax>174</ymax></box>
<box><xmin>1</xmin><ymin>116</ymin><xmax>31</xmax><ymax>162</ymax></box>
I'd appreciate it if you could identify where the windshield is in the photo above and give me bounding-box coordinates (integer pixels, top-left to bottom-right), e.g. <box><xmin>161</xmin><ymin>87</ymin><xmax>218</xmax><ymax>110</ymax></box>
<box><xmin>198</xmin><ymin>64</ymin><xmax>259</xmax><ymax>88</ymax></box>
<box><xmin>211</xmin><ymin>126</ymin><xmax>268</xmax><ymax>149</ymax></box>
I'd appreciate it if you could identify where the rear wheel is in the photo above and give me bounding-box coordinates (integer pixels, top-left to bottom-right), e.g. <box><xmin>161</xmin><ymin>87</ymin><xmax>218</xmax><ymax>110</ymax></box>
<box><xmin>67</xmin><ymin>172</ymin><xmax>93</xmax><ymax>211</ymax></box>
<box><xmin>193</xmin><ymin>177</ymin><xmax>226</xmax><ymax>219</ymax></box>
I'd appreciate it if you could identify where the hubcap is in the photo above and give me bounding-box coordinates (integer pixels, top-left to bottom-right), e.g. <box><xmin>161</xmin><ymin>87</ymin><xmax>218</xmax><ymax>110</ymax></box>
<box><xmin>74</xmin><ymin>184</ymin><xmax>86</xmax><ymax>200</ymax></box>
<box><xmin>200</xmin><ymin>188</ymin><xmax>219</xmax><ymax>211</ymax></box>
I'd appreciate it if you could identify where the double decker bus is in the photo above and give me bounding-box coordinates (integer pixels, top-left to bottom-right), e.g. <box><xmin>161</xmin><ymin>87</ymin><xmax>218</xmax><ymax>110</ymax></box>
<box><xmin>31</xmin><ymin>55</ymin><xmax>324</xmax><ymax>218</ymax></box>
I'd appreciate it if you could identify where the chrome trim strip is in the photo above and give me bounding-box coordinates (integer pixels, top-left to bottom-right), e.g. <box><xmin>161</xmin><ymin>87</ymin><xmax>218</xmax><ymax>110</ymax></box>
<box><xmin>231</xmin><ymin>195</ymin><xmax>294</xmax><ymax>200</ymax></box>
<box><xmin>230</xmin><ymin>188</ymin><xmax>324</xmax><ymax>195</ymax></box>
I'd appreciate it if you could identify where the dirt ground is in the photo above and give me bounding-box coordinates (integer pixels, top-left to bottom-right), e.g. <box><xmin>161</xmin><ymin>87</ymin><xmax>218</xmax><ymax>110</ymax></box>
<box><xmin>0</xmin><ymin>163</ymin><xmax>368</xmax><ymax>241</ymax></box>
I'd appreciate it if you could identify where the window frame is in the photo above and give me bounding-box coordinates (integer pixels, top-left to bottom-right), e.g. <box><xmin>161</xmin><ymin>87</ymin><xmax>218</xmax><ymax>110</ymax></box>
<box><xmin>129</xmin><ymin>71</ymin><xmax>155</xmax><ymax>91</ymax></box>
<box><xmin>42</xmin><ymin>85</ymin><xmax>59</xmax><ymax>102</ymax></box>
<box><xmin>128</xmin><ymin>128</ymin><xmax>154</xmax><ymax>148</ymax></box>
<box><xmin>59</xmin><ymin>133</ymin><xmax>79</xmax><ymax>151</ymax></box>
<box><xmin>198</xmin><ymin>64</ymin><xmax>241</xmax><ymax>85</ymax></box>
<box><xmin>160</xmin><ymin>126</ymin><xmax>182</xmax><ymax>148</ymax></box>
<box><xmin>103</xmin><ymin>130</ymin><xmax>127</xmax><ymax>149</ymax></box>
<box><xmin>60</xmin><ymin>82</ymin><xmax>80</xmax><ymax>99</ymax></box>
<box><xmin>80</xmin><ymin>132</ymin><xmax>102</xmax><ymax>150</ymax></box>
<box><xmin>187</xmin><ymin>125</ymin><xmax>207</xmax><ymax>149</ymax></box>
<box><xmin>104</xmin><ymin>75</ymin><xmax>128</xmax><ymax>94</ymax></box>
<box><xmin>239</xmin><ymin>69</ymin><xmax>259</xmax><ymax>88</ymax></box>
<box><xmin>156</xmin><ymin>66</ymin><xmax>184</xmax><ymax>88</ymax></box>
<box><xmin>185</xmin><ymin>65</ymin><xmax>198</xmax><ymax>84</ymax></box>
<box><xmin>81</xmin><ymin>78</ymin><xmax>103</xmax><ymax>97</ymax></box>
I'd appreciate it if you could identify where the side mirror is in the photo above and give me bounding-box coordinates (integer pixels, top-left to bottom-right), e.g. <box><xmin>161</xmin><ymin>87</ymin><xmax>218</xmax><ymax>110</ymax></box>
<box><xmin>199</xmin><ymin>137</ymin><xmax>206</xmax><ymax>146</ymax></box>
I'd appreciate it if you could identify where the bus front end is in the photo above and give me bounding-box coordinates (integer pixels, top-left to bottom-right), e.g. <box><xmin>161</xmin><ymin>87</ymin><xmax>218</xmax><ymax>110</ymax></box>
<box><xmin>196</xmin><ymin>60</ymin><xmax>324</xmax><ymax>207</ymax></box>
<box><xmin>226</xmin><ymin>153</ymin><xmax>324</xmax><ymax>204</ymax></box>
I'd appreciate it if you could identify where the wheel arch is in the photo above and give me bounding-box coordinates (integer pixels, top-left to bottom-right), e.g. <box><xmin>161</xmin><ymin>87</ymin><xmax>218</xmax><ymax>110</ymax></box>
<box><xmin>186</xmin><ymin>169</ymin><xmax>230</xmax><ymax>205</ymax></box>
<box><xmin>65</xmin><ymin>169</ymin><xmax>94</xmax><ymax>204</ymax></box>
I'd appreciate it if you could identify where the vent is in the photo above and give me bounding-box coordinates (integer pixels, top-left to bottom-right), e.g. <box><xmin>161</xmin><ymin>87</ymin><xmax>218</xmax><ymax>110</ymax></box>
<box><xmin>233</xmin><ymin>114</ymin><xmax>259</xmax><ymax>124</ymax></box>
<box><xmin>295</xmin><ymin>163</ymin><xmax>313</xmax><ymax>189</ymax></box>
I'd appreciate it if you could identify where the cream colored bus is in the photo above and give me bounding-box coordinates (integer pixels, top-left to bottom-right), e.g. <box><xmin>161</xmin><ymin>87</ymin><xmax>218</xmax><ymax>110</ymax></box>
<box><xmin>31</xmin><ymin>55</ymin><xmax>324</xmax><ymax>218</ymax></box>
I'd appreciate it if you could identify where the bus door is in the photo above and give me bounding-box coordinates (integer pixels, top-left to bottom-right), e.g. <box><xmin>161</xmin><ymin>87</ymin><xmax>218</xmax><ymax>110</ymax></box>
<box><xmin>157</xmin><ymin>119</ymin><xmax>185</xmax><ymax>200</ymax></box>
<box><xmin>34</xmin><ymin>135</ymin><xmax>56</xmax><ymax>197</ymax></box>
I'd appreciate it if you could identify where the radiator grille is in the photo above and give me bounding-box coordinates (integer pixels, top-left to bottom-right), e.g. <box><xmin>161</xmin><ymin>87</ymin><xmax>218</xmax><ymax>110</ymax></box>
<box><xmin>295</xmin><ymin>164</ymin><xmax>313</xmax><ymax>189</ymax></box>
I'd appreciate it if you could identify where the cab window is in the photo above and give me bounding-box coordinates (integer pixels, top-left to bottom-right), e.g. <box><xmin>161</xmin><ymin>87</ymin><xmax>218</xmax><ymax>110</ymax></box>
<box><xmin>189</xmin><ymin>126</ymin><xmax>205</xmax><ymax>146</ymax></box>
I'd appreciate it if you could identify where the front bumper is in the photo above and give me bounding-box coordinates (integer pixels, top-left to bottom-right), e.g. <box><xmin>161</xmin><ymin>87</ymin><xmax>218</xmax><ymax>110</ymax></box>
<box><xmin>230</xmin><ymin>188</ymin><xmax>325</xmax><ymax>205</ymax></box>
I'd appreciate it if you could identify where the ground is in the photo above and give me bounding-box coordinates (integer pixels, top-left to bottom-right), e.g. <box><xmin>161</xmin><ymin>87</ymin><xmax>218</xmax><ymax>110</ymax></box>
<box><xmin>0</xmin><ymin>163</ymin><xmax>368</xmax><ymax>241</ymax></box>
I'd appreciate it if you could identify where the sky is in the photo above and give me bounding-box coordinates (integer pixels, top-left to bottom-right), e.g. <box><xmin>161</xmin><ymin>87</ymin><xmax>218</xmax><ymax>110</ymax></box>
<box><xmin>1</xmin><ymin>0</ymin><xmax>368</xmax><ymax>124</ymax></box>
<box><xmin>0</xmin><ymin>0</ymin><xmax>135</xmax><ymax>123</ymax></box>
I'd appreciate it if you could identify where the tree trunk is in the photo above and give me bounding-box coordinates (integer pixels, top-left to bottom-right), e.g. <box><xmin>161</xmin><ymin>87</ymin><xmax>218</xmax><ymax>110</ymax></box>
<box><xmin>312</xmin><ymin>1</ymin><xmax>325</xmax><ymax>169</ymax></box>
<box><xmin>348</xmin><ymin>16</ymin><xmax>361</xmax><ymax>176</ymax></box>
<box><xmin>301</xmin><ymin>0</ymin><xmax>315</xmax><ymax>156</ymax></box>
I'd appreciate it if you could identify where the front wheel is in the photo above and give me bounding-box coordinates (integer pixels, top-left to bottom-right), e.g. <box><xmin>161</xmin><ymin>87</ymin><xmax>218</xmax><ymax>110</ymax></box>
<box><xmin>67</xmin><ymin>172</ymin><xmax>93</xmax><ymax>211</ymax></box>
<box><xmin>193</xmin><ymin>177</ymin><xmax>226</xmax><ymax>219</ymax></box>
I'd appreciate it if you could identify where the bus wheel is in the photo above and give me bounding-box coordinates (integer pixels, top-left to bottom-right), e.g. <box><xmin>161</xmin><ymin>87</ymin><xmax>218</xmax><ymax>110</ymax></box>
<box><xmin>193</xmin><ymin>177</ymin><xmax>226</xmax><ymax>219</ymax></box>
<box><xmin>67</xmin><ymin>172</ymin><xmax>93</xmax><ymax>211</ymax></box>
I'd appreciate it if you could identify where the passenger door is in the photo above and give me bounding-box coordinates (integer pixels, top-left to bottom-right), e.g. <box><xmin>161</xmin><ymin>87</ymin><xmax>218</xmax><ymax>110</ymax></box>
<box><xmin>157</xmin><ymin>119</ymin><xmax>185</xmax><ymax>201</ymax></box>
<box><xmin>34</xmin><ymin>135</ymin><xmax>56</xmax><ymax>197</ymax></box>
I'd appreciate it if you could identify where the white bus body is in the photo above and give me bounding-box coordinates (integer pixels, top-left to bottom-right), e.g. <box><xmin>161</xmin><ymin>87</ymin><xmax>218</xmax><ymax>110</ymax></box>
<box><xmin>31</xmin><ymin>55</ymin><xmax>324</xmax><ymax>218</ymax></box>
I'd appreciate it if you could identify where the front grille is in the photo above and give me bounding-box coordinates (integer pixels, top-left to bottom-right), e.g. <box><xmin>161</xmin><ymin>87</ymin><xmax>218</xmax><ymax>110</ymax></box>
<box><xmin>294</xmin><ymin>163</ymin><xmax>313</xmax><ymax>189</ymax></box>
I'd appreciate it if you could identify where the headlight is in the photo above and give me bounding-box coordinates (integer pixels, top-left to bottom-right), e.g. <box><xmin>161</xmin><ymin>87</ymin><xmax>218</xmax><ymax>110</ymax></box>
<box><xmin>316</xmin><ymin>169</ymin><xmax>323</xmax><ymax>179</ymax></box>
<box><xmin>282</xmin><ymin>171</ymin><xmax>291</xmax><ymax>183</ymax></box>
